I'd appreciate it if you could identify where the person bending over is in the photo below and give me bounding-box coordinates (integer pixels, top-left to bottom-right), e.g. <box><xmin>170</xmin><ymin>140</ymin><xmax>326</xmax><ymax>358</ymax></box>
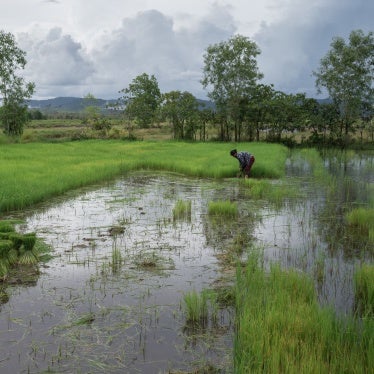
<box><xmin>230</xmin><ymin>149</ymin><xmax>255</xmax><ymax>178</ymax></box>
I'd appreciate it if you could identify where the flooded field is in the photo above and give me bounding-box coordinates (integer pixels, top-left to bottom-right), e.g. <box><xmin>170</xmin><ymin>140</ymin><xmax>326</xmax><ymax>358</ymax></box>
<box><xmin>0</xmin><ymin>150</ymin><xmax>372</xmax><ymax>373</ymax></box>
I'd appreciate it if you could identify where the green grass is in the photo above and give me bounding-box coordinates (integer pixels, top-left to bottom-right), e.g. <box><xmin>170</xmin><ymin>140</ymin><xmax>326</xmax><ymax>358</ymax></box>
<box><xmin>235</xmin><ymin>254</ymin><xmax>374</xmax><ymax>373</ymax></box>
<box><xmin>183</xmin><ymin>290</ymin><xmax>209</xmax><ymax>325</ymax></box>
<box><xmin>208</xmin><ymin>200</ymin><xmax>238</xmax><ymax>217</ymax></box>
<box><xmin>354</xmin><ymin>264</ymin><xmax>374</xmax><ymax>317</ymax></box>
<box><xmin>346</xmin><ymin>208</ymin><xmax>374</xmax><ymax>232</ymax></box>
<box><xmin>0</xmin><ymin>140</ymin><xmax>288</xmax><ymax>214</ymax></box>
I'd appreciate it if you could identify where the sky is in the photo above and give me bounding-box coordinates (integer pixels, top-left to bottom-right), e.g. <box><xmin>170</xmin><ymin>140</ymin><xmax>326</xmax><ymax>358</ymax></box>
<box><xmin>1</xmin><ymin>0</ymin><xmax>373</xmax><ymax>100</ymax></box>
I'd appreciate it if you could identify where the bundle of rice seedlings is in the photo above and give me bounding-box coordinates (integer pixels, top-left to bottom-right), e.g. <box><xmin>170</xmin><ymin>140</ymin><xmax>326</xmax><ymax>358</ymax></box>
<box><xmin>18</xmin><ymin>250</ymin><xmax>38</xmax><ymax>265</ymax></box>
<box><xmin>7</xmin><ymin>248</ymin><xmax>19</xmax><ymax>265</ymax></box>
<box><xmin>0</xmin><ymin>221</ymin><xmax>15</xmax><ymax>233</ymax></box>
<box><xmin>22</xmin><ymin>233</ymin><xmax>37</xmax><ymax>251</ymax></box>
<box><xmin>9</xmin><ymin>233</ymin><xmax>23</xmax><ymax>251</ymax></box>
<box><xmin>0</xmin><ymin>259</ymin><xmax>9</xmax><ymax>279</ymax></box>
<box><xmin>0</xmin><ymin>240</ymin><xmax>13</xmax><ymax>257</ymax></box>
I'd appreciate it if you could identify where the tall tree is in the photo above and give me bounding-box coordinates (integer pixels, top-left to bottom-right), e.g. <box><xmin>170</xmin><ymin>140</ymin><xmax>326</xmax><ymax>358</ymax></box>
<box><xmin>313</xmin><ymin>29</ymin><xmax>374</xmax><ymax>137</ymax></box>
<box><xmin>119</xmin><ymin>73</ymin><xmax>161</xmax><ymax>128</ymax></box>
<box><xmin>161</xmin><ymin>91</ymin><xmax>199</xmax><ymax>140</ymax></box>
<box><xmin>0</xmin><ymin>30</ymin><xmax>35</xmax><ymax>136</ymax></box>
<box><xmin>201</xmin><ymin>34</ymin><xmax>263</xmax><ymax>141</ymax></box>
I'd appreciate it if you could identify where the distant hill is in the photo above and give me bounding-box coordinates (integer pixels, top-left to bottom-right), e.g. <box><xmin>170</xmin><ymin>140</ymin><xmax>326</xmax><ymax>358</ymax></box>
<box><xmin>27</xmin><ymin>96</ymin><xmax>216</xmax><ymax>113</ymax></box>
<box><xmin>27</xmin><ymin>97</ymin><xmax>117</xmax><ymax>113</ymax></box>
<box><xmin>26</xmin><ymin>96</ymin><xmax>330</xmax><ymax>113</ymax></box>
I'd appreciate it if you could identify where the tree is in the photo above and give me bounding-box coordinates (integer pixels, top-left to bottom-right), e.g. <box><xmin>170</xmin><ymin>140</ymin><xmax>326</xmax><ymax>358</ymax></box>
<box><xmin>313</xmin><ymin>30</ymin><xmax>374</xmax><ymax>137</ymax></box>
<box><xmin>245</xmin><ymin>84</ymin><xmax>275</xmax><ymax>141</ymax></box>
<box><xmin>119</xmin><ymin>73</ymin><xmax>162</xmax><ymax>128</ymax></box>
<box><xmin>161</xmin><ymin>91</ymin><xmax>199</xmax><ymax>140</ymax></box>
<box><xmin>201</xmin><ymin>34</ymin><xmax>263</xmax><ymax>141</ymax></box>
<box><xmin>0</xmin><ymin>30</ymin><xmax>35</xmax><ymax>136</ymax></box>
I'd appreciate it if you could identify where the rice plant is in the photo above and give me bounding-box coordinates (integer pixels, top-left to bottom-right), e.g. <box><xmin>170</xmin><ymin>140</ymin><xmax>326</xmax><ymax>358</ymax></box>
<box><xmin>183</xmin><ymin>290</ymin><xmax>209</xmax><ymax>325</ymax></box>
<box><xmin>235</xmin><ymin>254</ymin><xmax>374</xmax><ymax>373</ymax></box>
<box><xmin>208</xmin><ymin>200</ymin><xmax>238</xmax><ymax>217</ymax></box>
<box><xmin>354</xmin><ymin>264</ymin><xmax>374</xmax><ymax>316</ymax></box>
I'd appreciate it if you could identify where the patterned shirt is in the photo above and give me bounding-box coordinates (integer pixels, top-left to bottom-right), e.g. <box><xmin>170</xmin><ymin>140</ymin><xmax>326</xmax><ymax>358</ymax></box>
<box><xmin>236</xmin><ymin>151</ymin><xmax>251</xmax><ymax>171</ymax></box>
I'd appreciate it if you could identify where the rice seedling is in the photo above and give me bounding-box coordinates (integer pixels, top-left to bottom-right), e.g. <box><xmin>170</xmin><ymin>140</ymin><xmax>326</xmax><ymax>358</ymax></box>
<box><xmin>0</xmin><ymin>220</ymin><xmax>15</xmax><ymax>233</ymax></box>
<box><xmin>183</xmin><ymin>290</ymin><xmax>209</xmax><ymax>325</ymax></box>
<box><xmin>235</xmin><ymin>254</ymin><xmax>374</xmax><ymax>373</ymax></box>
<box><xmin>346</xmin><ymin>207</ymin><xmax>374</xmax><ymax>233</ymax></box>
<box><xmin>173</xmin><ymin>199</ymin><xmax>191</xmax><ymax>220</ymax></box>
<box><xmin>354</xmin><ymin>264</ymin><xmax>374</xmax><ymax>316</ymax></box>
<box><xmin>18</xmin><ymin>250</ymin><xmax>38</xmax><ymax>265</ymax></box>
<box><xmin>22</xmin><ymin>233</ymin><xmax>37</xmax><ymax>251</ymax></box>
<box><xmin>208</xmin><ymin>200</ymin><xmax>238</xmax><ymax>217</ymax></box>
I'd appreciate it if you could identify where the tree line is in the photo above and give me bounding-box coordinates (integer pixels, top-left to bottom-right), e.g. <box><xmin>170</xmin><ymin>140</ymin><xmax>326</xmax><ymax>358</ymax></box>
<box><xmin>1</xmin><ymin>29</ymin><xmax>373</xmax><ymax>146</ymax></box>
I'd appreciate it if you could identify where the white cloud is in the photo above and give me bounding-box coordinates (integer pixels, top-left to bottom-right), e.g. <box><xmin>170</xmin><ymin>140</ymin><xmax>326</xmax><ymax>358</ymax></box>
<box><xmin>2</xmin><ymin>0</ymin><xmax>371</xmax><ymax>99</ymax></box>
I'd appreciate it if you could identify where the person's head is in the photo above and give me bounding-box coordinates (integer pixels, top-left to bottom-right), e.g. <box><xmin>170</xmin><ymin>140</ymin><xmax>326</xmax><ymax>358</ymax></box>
<box><xmin>230</xmin><ymin>149</ymin><xmax>237</xmax><ymax>158</ymax></box>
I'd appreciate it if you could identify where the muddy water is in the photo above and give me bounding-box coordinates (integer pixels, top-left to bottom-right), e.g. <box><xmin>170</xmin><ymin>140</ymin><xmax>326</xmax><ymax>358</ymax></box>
<box><xmin>0</xmin><ymin>150</ymin><xmax>372</xmax><ymax>373</ymax></box>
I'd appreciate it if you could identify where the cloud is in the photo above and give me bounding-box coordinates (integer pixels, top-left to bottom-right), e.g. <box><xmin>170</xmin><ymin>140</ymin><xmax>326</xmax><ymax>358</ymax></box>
<box><xmin>254</xmin><ymin>0</ymin><xmax>374</xmax><ymax>97</ymax></box>
<box><xmin>18</xmin><ymin>27</ymin><xmax>94</xmax><ymax>98</ymax></box>
<box><xmin>12</xmin><ymin>0</ymin><xmax>372</xmax><ymax>100</ymax></box>
<box><xmin>18</xmin><ymin>6</ymin><xmax>235</xmax><ymax>99</ymax></box>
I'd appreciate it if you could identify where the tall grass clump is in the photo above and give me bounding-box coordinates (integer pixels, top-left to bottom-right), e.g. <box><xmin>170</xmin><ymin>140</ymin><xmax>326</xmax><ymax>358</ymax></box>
<box><xmin>235</xmin><ymin>254</ymin><xmax>374</xmax><ymax>373</ymax></box>
<box><xmin>244</xmin><ymin>179</ymin><xmax>299</xmax><ymax>207</ymax></box>
<box><xmin>208</xmin><ymin>200</ymin><xmax>238</xmax><ymax>217</ymax></box>
<box><xmin>0</xmin><ymin>141</ymin><xmax>288</xmax><ymax>214</ymax></box>
<box><xmin>354</xmin><ymin>264</ymin><xmax>374</xmax><ymax>316</ymax></box>
<box><xmin>173</xmin><ymin>199</ymin><xmax>191</xmax><ymax>220</ymax></box>
<box><xmin>346</xmin><ymin>208</ymin><xmax>374</xmax><ymax>240</ymax></box>
<box><xmin>183</xmin><ymin>290</ymin><xmax>209</xmax><ymax>325</ymax></box>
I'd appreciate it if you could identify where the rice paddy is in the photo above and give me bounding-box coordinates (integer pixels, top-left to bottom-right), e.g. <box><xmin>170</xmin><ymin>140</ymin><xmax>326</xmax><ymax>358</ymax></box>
<box><xmin>0</xmin><ymin>144</ymin><xmax>372</xmax><ymax>373</ymax></box>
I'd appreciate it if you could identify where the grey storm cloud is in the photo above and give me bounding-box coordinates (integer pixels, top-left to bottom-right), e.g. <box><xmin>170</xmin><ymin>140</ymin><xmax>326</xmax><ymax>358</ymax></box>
<box><xmin>14</xmin><ymin>0</ymin><xmax>373</xmax><ymax>99</ymax></box>
<box><xmin>254</xmin><ymin>0</ymin><xmax>374</xmax><ymax>96</ymax></box>
<box><xmin>18</xmin><ymin>27</ymin><xmax>94</xmax><ymax>97</ymax></box>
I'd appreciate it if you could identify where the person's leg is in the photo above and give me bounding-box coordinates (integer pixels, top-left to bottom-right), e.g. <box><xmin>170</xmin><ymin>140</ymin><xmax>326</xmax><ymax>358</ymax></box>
<box><xmin>244</xmin><ymin>156</ymin><xmax>255</xmax><ymax>177</ymax></box>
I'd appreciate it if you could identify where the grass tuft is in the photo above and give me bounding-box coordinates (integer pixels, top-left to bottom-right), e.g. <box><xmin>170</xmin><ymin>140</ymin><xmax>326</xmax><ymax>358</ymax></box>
<box><xmin>208</xmin><ymin>200</ymin><xmax>238</xmax><ymax>217</ymax></box>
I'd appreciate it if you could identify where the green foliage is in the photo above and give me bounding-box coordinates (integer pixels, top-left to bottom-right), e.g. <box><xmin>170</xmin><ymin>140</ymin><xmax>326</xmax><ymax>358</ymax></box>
<box><xmin>313</xmin><ymin>30</ymin><xmax>374</xmax><ymax>135</ymax></box>
<box><xmin>162</xmin><ymin>90</ymin><xmax>199</xmax><ymax>140</ymax></box>
<box><xmin>0</xmin><ymin>30</ymin><xmax>35</xmax><ymax>136</ymax></box>
<box><xmin>201</xmin><ymin>34</ymin><xmax>263</xmax><ymax>141</ymax></box>
<box><xmin>119</xmin><ymin>73</ymin><xmax>162</xmax><ymax>128</ymax></box>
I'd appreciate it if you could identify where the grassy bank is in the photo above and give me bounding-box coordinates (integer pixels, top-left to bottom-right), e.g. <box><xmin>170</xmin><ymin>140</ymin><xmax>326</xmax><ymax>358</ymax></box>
<box><xmin>235</xmin><ymin>255</ymin><xmax>373</xmax><ymax>373</ymax></box>
<box><xmin>0</xmin><ymin>140</ymin><xmax>287</xmax><ymax>214</ymax></box>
